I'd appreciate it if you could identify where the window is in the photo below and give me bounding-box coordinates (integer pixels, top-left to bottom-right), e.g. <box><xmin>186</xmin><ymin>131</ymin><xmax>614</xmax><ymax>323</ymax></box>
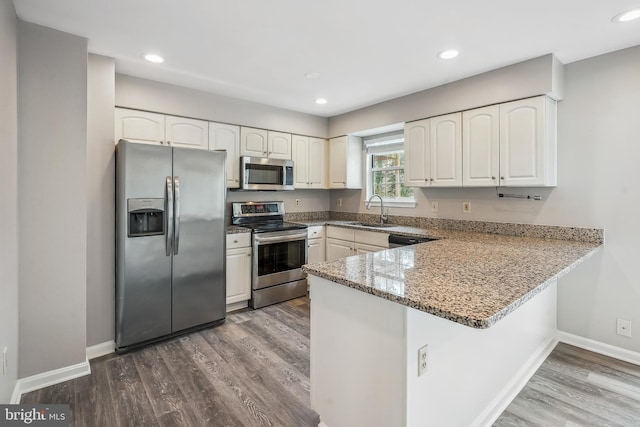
<box><xmin>364</xmin><ymin>131</ymin><xmax>415</xmax><ymax>207</ymax></box>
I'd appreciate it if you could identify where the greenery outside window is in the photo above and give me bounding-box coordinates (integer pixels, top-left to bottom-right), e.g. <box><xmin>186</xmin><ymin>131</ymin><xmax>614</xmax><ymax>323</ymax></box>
<box><xmin>365</xmin><ymin>131</ymin><xmax>415</xmax><ymax>207</ymax></box>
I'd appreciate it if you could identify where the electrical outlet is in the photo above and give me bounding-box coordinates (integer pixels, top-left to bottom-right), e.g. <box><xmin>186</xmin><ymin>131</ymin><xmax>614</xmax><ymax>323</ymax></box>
<box><xmin>337</xmin><ymin>198</ymin><xmax>342</xmax><ymax>207</ymax></box>
<box><xmin>295</xmin><ymin>199</ymin><xmax>300</xmax><ymax>206</ymax></box>
<box><xmin>462</xmin><ymin>202</ymin><xmax>471</xmax><ymax>213</ymax></box>
<box><xmin>418</xmin><ymin>345</ymin><xmax>428</xmax><ymax>376</ymax></box>
<box><xmin>617</xmin><ymin>319</ymin><xmax>632</xmax><ymax>337</ymax></box>
<box><xmin>431</xmin><ymin>202</ymin><xmax>438</xmax><ymax>213</ymax></box>
<box><xmin>2</xmin><ymin>347</ymin><xmax>7</xmax><ymax>375</ymax></box>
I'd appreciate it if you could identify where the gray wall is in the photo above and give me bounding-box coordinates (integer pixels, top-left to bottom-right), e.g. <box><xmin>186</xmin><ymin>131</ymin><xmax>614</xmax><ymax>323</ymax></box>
<box><xmin>332</xmin><ymin>46</ymin><xmax>640</xmax><ymax>353</ymax></box>
<box><xmin>86</xmin><ymin>54</ymin><xmax>115</xmax><ymax>347</ymax></box>
<box><xmin>0</xmin><ymin>0</ymin><xmax>19</xmax><ymax>402</ymax></box>
<box><xmin>328</xmin><ymin>54</ymin><xmax>564</xmax><ymax>137</ymax></box>
<box><xmin>116</xmin><ymin>74</ymin><xmax>329</xmax><ymax>138</ymax></box>
<box><xmin>18</xmin><ymin>22</ymin><xmax>88</xmax><ymax>377</ymax></box>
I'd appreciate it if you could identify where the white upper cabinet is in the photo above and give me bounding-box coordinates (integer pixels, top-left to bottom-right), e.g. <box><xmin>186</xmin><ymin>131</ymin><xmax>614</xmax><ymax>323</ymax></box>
<box><xmin>240</xmin><ymin>127</ymin><xmax>291</xmax><ymax>159</ymax></box>
<box><xmin>115</xmin><ymin>109</ymin><xmax>164</xmax><ymax>146</ymax></box>
<box><xmin>292</xmin><ymin>135</ymin><xmax>326</xmax><ymax>189</ymax></box>
<box><xmin>115</xmin><ymin>108</ymin><xmax>207</xmax><ymax>149</ymax></box>
<box><xmin>404</xmin><ymin>119</ymin><xmax>430</xmax><ymax>186</ymax></box>
<box><xmin>209</xmin><ymin>122</ymin><xmax>241</xmax><ymax>188</ymax></box>
<box><xmin>240</xmin><ymin>127</ymin><xmax>269</xmax><ymax>157</ymax></box>
<box><xmin>404</xmin><ymin>113</ymin><xmax>461</xmax><ymax>187</ymax></box>
<box><xmin>499</xmin><ymin>96</ymin><xmax>557</xmax><ymax>187</ymax></box>
<box><xmin>462</xmin><ymin>105</ymin><xmax>500</xmax><ymax>187</ymax></box>
<box><xmin>268</xmin><ymin>131</ymin><xmax>292</xmax><ymax>159</ymax></box>
<box><xmin>165</xmin><ymin>116</ymin><xmax>208</xmax><ymax>150</ymax></box>
<box><xmin>430</xmin><ymin>113</ymin><xmax>462</xmax><ymax>186</ymax></box>
<box><xmin>328</xmin><ymin>136</ymin><xmax>362</xmax><ymax>189</ymax></box>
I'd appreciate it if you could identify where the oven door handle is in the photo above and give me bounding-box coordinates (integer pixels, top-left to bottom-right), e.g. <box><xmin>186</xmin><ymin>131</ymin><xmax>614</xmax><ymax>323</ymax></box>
<box><xmin>254</xmin><ymin>234</ymin><xmax>307</xmax><ymax>244</ymax></box>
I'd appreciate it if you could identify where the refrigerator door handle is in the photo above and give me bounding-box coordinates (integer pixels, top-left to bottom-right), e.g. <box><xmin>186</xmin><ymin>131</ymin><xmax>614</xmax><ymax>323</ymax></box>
<box><xmin>166</xmin><ymin>176</ymin><xmax>174</xmax><ymax>256</ymax></box>
<box><xmin>174</xmin><ymin>176</ymin><xmax>180</xmax><ymax>255</ymax></box>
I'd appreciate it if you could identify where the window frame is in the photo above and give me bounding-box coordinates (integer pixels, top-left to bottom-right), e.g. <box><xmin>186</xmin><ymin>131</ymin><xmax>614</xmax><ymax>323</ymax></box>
<box><xmin>363</xmin><ymin>132</ymin><xmax>416</xmax><ymax>208</ymax></box>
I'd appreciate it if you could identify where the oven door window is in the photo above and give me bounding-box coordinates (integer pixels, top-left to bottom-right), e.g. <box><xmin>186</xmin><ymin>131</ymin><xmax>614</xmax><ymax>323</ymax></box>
<box><xmin>257</xmin><ymin>239</ymin><xmax>305</xmax><ymax>276</ymax></box>
<box><xmin>246</xmin><ymin>164</ymin><xmax>283</xmax><ymax>185</ymax></box>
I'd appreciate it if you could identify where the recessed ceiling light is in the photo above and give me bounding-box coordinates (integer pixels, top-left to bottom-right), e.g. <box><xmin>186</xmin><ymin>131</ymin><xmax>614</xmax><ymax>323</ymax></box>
<box><xmin>315</xmin><ymin>98</ymin><xmax>328</xmax><ymax>105</ymax></box>
<box><xmin>305</xmin><ymin>72</ymin><xmax>320</xmax><ymax>79</ymax></box>
<box><xmin>437</xmin><ymin>49</ymin><xmax>459</xmax><ymax>60</ymax></box>
<box><xmin>612</xmin><ymin>8</ymin><xmax>640</xmax><ymax>23</ymax></box>
<box><xmin>144</xmin><ymin>54</ymin><xmax>165</xmax><ymax>64</ymax></box>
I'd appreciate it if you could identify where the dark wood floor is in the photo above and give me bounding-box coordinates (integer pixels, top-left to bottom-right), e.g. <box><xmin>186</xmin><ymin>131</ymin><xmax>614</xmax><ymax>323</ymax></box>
<box><xmin>22</xmin><ymin>297</ymin><xmax>319</xmax><ymax>427</ymax></box>
<box><xmin>22</xmin><ymin>297</ymin><xmax>640</xmax><ymax>427</ymax></box>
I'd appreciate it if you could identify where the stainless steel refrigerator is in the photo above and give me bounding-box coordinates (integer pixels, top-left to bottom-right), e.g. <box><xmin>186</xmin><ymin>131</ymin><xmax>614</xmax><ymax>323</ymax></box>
<box><xmin>115</xmin><ymin>140</ymin><xmax>226</xmax><ymax>351</ymax></box>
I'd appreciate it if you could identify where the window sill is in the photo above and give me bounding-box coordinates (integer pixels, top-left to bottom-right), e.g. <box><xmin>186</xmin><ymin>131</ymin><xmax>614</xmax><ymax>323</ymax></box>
<box><xmin>362</xmin><ymin>199</ymin><xmax>416</xmax><ymax>209</ymax></box>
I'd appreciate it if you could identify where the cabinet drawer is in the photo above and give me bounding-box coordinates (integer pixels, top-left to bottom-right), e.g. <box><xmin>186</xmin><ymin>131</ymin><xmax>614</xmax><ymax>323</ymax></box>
<box><xmin>354</xmin><ymin>230</ymin><xmax>389</xmax><ymax>248</ymax></box>
<box><xmin>226</xmin><ymin>232</ymin><xmax>251</xmax><ymax>249</ymax></box>
<box><xmin>327</xmin><ymin>226</ymin><xmax>355</xmax><ymax>241</ymax></box>
<box><xmin>308</xmin><ymin>225</ymin><xmax>325</xmax><ymax>240</ymax></box>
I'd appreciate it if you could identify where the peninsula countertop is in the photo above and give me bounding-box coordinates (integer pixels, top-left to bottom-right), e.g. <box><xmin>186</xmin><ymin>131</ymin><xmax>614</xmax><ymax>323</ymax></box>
<box><xmin>303</xmin><ymin>227</ymin><xmax>601</xmax><ymax>329</ymax></box>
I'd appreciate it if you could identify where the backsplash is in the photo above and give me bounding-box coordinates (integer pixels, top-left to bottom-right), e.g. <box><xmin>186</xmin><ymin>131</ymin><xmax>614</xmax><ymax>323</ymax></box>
<box><xmin>290</xmin><ymin>211</ymin><xmax>604</xmax><ymax>244</ymax></box>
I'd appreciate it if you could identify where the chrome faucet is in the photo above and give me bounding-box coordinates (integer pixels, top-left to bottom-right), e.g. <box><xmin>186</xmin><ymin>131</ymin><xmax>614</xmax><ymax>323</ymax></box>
<box><xmin>366</xmin><ymin>194</ymin><xmax>388</xmax><ymax>225</ymax></box>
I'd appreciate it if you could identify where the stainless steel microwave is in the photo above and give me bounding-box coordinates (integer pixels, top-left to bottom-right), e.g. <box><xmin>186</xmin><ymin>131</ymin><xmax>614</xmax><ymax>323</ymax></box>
<box><xmin>240</xmin><ymin>156</ymin><xmax>294</xmax><ymax>190</ymax></box>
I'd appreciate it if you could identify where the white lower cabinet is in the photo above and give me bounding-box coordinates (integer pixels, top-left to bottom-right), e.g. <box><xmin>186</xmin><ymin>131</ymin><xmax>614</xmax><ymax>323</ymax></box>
<box><xmin>308</xmin><ymin>226</ymin><xmax>326</xmax><ymax>263</ymax></box>
<box><xmin>326</xmin><ymin>226</ymin><xmax>388</xmax><ymax>260</ymax></box>
<box><xmin>226</xmin><ymin>233</ymin><xmax>252</xmax><ymax>310</ymax></box>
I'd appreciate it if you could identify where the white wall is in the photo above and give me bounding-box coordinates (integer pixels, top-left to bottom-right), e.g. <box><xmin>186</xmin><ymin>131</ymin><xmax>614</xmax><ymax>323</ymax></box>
<box><xmin>116</xmin><ymin>74</ymin><xmax>329</xmax><ymax>138</ymax></box>
<box><xmin>18</xmin><ymin>21</ymin><xmax>88</xmax><ymax>377</ymax></box>
<box><xmin>330</xmin><ymin>46</ymin><xmax>640</xmax><ymax>353</ymax></box>
<box><xmin>555</xmin><ymin>46</ymin><xmax>640</xmax><ymax>352</ymax></box>
<box><xmin>328</xmin><ymin>54</ymin><xmax>563</xmax><ymax>138</ymax></box>
<box><xmin>86</xmin><ymin>54</ymin><xmax>115</xmax><ymax>347</ymax></box>
<box><xmin>0</xmin><ymin>0</ymin><xmax>19</xmax><ymax>403</ymax></box>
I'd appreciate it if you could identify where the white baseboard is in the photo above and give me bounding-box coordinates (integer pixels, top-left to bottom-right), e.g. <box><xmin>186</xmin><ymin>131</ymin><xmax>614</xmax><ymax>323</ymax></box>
<box><xmin>558</xmin><ymin>331</ymin><xmax>640</xmax><ymax>366</ymax></box>
<box><xmin>472</xmin><ymin>337</ymin><xmax>558</xmax><ymax>427</ymax></box>
<box><xmin>226</xmin><ymin>301</ymin><xmax>248</xmax><ymax>313</ymax></box>
<box><xmin>10</xmin><ymin>358</ymin><xmax>91</xmax><ymax>404</ymax></box>
<box><xmin>86</xmin><ymin>341</ymin><xmax>115</xmax><ymax>360</ymax></box>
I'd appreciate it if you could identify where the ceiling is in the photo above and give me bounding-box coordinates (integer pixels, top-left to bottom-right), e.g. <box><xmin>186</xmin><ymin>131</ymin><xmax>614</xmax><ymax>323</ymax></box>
<box><xmin>12</xmin><ymin>0</ymin><xmax>640</xmax><ymax>117</ymax></box>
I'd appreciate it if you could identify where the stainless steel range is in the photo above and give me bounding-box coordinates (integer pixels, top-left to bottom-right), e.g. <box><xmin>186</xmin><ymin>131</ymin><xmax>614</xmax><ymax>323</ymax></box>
<box><xmin>232</xmin><ymin>201</ymin><xmax>308</xmax><ymax>309</ymax></box>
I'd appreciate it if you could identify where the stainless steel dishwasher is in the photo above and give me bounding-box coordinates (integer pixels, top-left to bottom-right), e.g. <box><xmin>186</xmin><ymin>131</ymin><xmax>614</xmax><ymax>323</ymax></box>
<box><xmin>388</xmin><ymin>234</ymin><xmax>436</xmax><ymax>248</ymax></box>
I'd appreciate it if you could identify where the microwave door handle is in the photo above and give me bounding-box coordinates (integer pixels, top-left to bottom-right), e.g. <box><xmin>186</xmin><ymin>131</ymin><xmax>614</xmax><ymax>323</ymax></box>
<box><xmin>173</xmin><ymin>176</ymin><xmax>180</xmax><ymax>255</ymax></box>
<box><xmin>165</xmin><ymin>176</ymin><xmax>173</xmax><ymax>256</ymax></box>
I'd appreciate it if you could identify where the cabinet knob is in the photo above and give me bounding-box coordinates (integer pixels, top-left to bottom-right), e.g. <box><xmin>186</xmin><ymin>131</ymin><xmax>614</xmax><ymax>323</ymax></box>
<box><xmin>167</xmin><ymin>141</ymin><xmax>171</xmax><ymax>145</ymax></box>
<box><xmin>160</xmin><ymin>141</ymin><xmax>164</xmax><ymax>145</ymax></box>
<box><xmin>247</xmin><ymin>253</ymin><xmax>251</xmax><ymax>257</ymax></box>
<box><xmin>235</xmin><ymin>179</ymin><xmax>239</xmax><ymax>182</ymax></box>
<box><xmin>491</xmin><ymin>176</ymin><xmax>496</xmax><ymax>180</ymax></box>
<box><xmin>233</xmin><ymin>240</ymin><xmax>238</xmax><ymax>243</ymax></box>
<box><xmin>500</xmin><ymin>176</ymin><xmax>505</xmax><ymax>180</ymax></box>
<box><xmin>430</xmin><ymin>178</ymin><xmax>434</xmax><ymax>181</ymax></box>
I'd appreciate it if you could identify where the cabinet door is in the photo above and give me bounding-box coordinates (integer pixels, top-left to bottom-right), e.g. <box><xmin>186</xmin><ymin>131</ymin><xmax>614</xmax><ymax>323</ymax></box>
<box><xmin>404</xmin><ymin>119</ymin><xmax>430</xmax><ymax>187</ymax></box>
<box><xmin>326</xmin><ymin>238</ymin><xmax>353</xmax><ymax>261</ymax></box>
<box><xmin>115</xmin><ymin>108</ymin><xmax>165</xmax><ymax>146</ymax></box>
<box><xmin>226</xmin><ymin>247</ymin><xmax>252</xmax><ymax>305</ymax></box>
<box><xmin>240</xmin><ymin>127</ymin><xmax>268</xmax><ymax>157</ymax></box>
<box><xmin>499</xmin><ymin>96</ymin><xmax>555</xmax><ymax>187</ymax></box>
<box><xmin>430</xmin><ymin>113</ymin><xmax>461</xmax><ymax>186</ymax></box>
<box><xmin>329</xmin><ymin>137</ymin><xmax>347</xmax><ymax>188</ymax></box>
<box><xmin>308</xmin><ymin>238</ymin><xmax>326</xmax><ymax>264</ymax></box>
<box><xmin>268</xmin><ymin>131</ymin><xmax>292</xmax><ymax>159</ymax></box>
<box><xmin>462</xmin><ymin>106</ymin><xmax>499</xmax><ymax>187</ymax></box>
<box><xmin>292</xmin><ymin>135</ymin><xmax>310</xmax><ymax>188</ymax></box>
<box><xmin>165</xmin><ymin>116</ymin><xmax>208</xmax><ymax>150</ymax></box>
<box><xmin>308</xmin><ymin>137</ymin><xmax>327</xmax><ymax>188</ymax></box>
<box><xmin>354</xmin><ymin>242</ymin><xmax>386</xmax><ymax>255</ymax></box>
<box><xmin>209</xmin><ymin>122</ymin><xmax>241</xmax><ymax>188</ymax></box>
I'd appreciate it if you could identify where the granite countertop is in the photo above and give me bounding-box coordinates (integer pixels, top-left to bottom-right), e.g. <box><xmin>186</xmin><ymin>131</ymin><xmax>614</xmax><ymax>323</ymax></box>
<box><xmin>226</xmin><ymin>225</ymin><xmax>251</xmax><ymax>234</ymax></box>
<box><xmin>303</xmin><ymin>227</ymin><xmax>601</xmax><ymax>329</ymax></box>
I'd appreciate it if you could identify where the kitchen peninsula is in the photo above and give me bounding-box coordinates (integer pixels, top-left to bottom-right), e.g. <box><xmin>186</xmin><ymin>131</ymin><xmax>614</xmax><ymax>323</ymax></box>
<box><xmin>303</xmin><ymin>224</ymin><xmax>602</xmax><ymax>427</ymax></box>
